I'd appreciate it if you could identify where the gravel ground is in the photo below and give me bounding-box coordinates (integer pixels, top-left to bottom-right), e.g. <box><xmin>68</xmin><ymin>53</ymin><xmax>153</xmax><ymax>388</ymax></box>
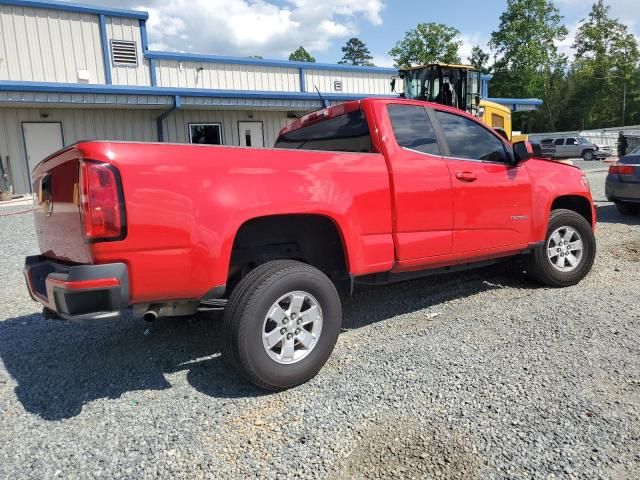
<box><xmin>1</xmin><ymin>167</ymin><xmax>639</xmax><ymax>479</ymax></box>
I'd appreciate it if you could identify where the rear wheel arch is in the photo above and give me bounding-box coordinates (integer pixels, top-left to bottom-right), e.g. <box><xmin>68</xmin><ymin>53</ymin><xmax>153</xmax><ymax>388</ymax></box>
<box><xmin>227</xmin><ymin>214</ymin><xmax>351</xmax><ymax>295</ymax></box>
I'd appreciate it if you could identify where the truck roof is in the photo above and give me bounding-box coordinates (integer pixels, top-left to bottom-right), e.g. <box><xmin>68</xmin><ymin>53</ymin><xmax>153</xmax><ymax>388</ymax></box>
<box><xmin>277</xmin><ymin>97</ymin><xmax>477</xmax><ymax>137</ymax></box>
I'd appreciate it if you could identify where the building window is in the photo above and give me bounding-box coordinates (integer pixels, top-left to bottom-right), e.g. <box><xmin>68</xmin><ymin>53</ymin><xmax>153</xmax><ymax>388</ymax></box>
<box><xmin>110</xmin><ymin>40</ymin><xmax>138</xmax><ymax>66</ymax></box>
<box><xmin>189</xmin><ymin>123</ymin><xmax>223</xmax><ymax>145</ymax></box>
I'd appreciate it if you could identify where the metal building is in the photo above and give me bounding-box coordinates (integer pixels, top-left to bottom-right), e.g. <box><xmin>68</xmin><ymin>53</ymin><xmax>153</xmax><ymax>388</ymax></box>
<box><xmin>0</xmin><ymin>0</ymin><xmax>399</xmax><ymax>194</ymax></box>
<box><xmin>0</xmin><ymin>0</ymin><xmax>541</xmax><ymax>195</ymax></box>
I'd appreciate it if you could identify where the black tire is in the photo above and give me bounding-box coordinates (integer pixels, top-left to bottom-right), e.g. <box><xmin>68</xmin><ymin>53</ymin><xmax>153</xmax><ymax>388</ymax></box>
<box><xmin>615</xmin><ymin>201</ymin><xmax>640</xmax><ymax>215</ymax></box>
<box><xmin>223</xmin><ymin>260</ymin><xmax>342</xmax><ymax>390</ymax></box>
<box><xmin>525</xmin><ymin>209</ymin><xmax>596</xmax><ymax>287</ymax></box>
<box><xmin>582</xmin><ymin>150</ymin><xmax>594</xmax><ymax>161</ymax></box>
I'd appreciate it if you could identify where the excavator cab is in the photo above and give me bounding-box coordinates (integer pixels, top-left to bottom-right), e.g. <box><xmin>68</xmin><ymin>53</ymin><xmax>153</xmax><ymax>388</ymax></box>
<box><xmin>396</xmin><ymin>63</ymin><xmax>482</xmax><ymax>116</ymax></box>
<box><xmin>393</xmin><ymin>63</ymin><xmax>520</xmax><ymax>142</ymax></box>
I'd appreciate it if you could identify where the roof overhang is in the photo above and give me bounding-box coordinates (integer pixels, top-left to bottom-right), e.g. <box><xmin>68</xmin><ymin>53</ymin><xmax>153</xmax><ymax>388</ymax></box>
<box><xmin>487</xmin><ymin>97</ymin><xmax>543</xmax><ymax>112</ymax></box>
<box><xmin>0</xmin><ymin>81</ymin><xmax>396</xmax><ymax>110</ymax></box>
<box><xmin>0</xmin><ymin>0</ymin><xmax>149</xmax><ymax>20</ymax></box>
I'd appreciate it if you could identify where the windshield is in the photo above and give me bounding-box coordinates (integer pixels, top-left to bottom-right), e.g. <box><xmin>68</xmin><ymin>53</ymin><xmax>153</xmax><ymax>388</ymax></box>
<box><xmin>578</xmin><ymin>137</ymin><xmax>591</xmax><ymax>144</ymax></box>
<box><xmin>403</xmin><ymin>68</ymin><xmax>438</xmax><ymax>101</ymax></box>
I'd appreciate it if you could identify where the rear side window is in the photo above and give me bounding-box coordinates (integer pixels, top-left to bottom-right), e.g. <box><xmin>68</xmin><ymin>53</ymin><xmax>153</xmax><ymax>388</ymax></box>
<box><xmin>554</xmin><ymin>138</ymin><xmax>564</xmax><ymax>146</ymax></box>
<box><xmin>435</xmin><ymin>110</ymin><xmax>509</xmax><ymax>163</ymax></box>
<box><xmin>387</xmin><ymin>104</ymin><xmax>440</xmax><ymax>155</ymax></box>
<box><xmin>274</xmin><ymin>110</ymin><xmax>372</xmax><ymax>153</ymax></box>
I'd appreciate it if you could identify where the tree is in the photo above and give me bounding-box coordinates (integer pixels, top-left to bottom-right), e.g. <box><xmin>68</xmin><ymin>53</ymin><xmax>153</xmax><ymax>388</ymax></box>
<box><xmin>569</xmin><ymin>0</ymin><xmax>640</xmax><ymax>128</ymax></box>
<box><xmin>338</xmin><ymin>38</ymin><xmax>374</xmax><ymax>66</ymax></box>
<box><xmin>389</xmin><ymin>23</ymin><xmax>462</xmax><ymax>68</ymax></box>
<box><xmin>489</xmin><ymin>0</ymin><xmax>569</xmax><ymax>131</ymax></box>
<box><xmin>289</xmin><ymin>46</ymin><xmax>316</xmax><ymax>63</ymax></box>
<box><xmin>468</xmin><ymin>45</ymin><xmax>491</xmax><ymax>73</ymax></box>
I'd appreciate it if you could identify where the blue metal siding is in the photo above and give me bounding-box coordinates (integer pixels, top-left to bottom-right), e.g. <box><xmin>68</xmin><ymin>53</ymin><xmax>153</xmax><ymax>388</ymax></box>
<box><xmin>98</xmin><ymin>14</ymin><xmax>112</xmax><ymax>85</ymax></box>
<box><xmin>145</xmin><ymin>50</ymin><xmax>397</xmax><ymax>74</ymax></box>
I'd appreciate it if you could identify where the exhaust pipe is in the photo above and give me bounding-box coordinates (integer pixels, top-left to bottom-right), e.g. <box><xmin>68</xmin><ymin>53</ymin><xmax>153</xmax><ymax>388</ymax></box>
<box><xmin>143</xmin><ymin>306</ymin><xmax>159</xmax><ymax>323</ymax></box>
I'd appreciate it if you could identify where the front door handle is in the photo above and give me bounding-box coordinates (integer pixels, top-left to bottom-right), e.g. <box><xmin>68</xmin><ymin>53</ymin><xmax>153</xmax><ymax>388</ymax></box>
<box><xmin>455</xmin><ymin>171</ymin><xmax>477</xmax><ymax>182</ymax></box>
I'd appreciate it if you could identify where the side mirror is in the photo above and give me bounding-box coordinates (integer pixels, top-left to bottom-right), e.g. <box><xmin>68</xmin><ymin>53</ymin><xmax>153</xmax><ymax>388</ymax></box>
<box><xmin>513</xmin><ymin>141</ymin><xmax>534</xmax><ymax>163</ymax></box>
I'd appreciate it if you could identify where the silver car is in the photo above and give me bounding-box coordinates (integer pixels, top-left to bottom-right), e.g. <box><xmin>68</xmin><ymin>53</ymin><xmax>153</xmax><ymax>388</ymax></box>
<box><xmin>540</xmin><ymin>136</ymin><xmax>606</xmax><ymax>161</ymax></box>
<box><xmin>606</xmin><ymin>145</ymin><xmax>640</xmax><ymax>215</ymax></box>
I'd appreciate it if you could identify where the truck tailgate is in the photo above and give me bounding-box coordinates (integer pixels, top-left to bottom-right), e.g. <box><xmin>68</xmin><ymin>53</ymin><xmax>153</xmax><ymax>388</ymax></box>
<box><xmin>32</xmin><ymin>146</ymin><xmax>92</xmax><ymax>264</ymax></box>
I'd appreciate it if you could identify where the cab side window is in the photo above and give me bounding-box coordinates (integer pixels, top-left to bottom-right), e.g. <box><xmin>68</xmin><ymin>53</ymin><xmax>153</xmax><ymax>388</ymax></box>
<box><xmin>435</xmin><ymin>110</ymin><xmax>509</xmax><ymax>163</ymax></box>
<box><xmin>387</xmin><ymin>104</ymin><xmax>440</xmax><ymax>155</ymax></box>
<box><xmin>566</xmin><ymin>138</ymin><xmax>578</xmax><ymax>145</ymax></box>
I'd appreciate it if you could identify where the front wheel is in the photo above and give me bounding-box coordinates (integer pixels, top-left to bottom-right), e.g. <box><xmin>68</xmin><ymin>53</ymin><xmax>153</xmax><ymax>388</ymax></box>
<box><xmin>582</xmin><ymin>150</ymin><xmax>595</xmax><ymax>161</ymax></box>
<box><xmin>223</xmin><ymin>260</ymin><xmax>342</xmax><ymax>390</ymax></box>
<box><xmin>525</xmin><ymin>209</ymin><xmax>596</xmax><ymax>287</ymax></box>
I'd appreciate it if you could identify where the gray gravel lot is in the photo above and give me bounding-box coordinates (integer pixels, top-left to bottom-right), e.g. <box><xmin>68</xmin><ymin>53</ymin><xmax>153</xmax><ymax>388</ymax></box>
<box><xmin>0</xmin><ymin>167</ymin><xmax>639</xmax><ymax>479</ymax></box>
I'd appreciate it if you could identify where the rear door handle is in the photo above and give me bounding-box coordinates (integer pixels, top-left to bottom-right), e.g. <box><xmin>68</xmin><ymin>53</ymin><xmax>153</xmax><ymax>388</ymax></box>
<box><xmin>455</xmin><ymin>171</ymin><xmax>477</xmax><ymax>182</ymax></box>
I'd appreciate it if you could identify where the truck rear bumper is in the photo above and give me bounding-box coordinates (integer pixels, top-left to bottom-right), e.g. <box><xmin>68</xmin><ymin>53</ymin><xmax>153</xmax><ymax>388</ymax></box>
<box><xmin>24</xmin><ymin>256</ymin><xmax>129</xmax><ymax>322</ymax></box>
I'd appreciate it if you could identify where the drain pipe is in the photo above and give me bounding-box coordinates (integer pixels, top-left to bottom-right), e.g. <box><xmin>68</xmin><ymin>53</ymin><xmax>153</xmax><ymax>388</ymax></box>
<box><xmin>156</xmin><ymin>95</ymin><xmax>181</xmax><ymax>142</ymax></box>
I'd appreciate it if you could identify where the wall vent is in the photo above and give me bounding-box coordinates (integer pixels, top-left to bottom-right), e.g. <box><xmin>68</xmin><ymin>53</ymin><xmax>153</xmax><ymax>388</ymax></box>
<box><xmin>111</xmin><ymin>40</ymin><xmax>138</xmax><ymax>66</ymax></box>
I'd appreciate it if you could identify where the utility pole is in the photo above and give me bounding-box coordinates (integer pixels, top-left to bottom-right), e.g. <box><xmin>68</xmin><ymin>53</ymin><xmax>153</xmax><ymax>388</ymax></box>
<box><xmin>622</xmin><ymin>80</ymin><xmax>626</xmax><ymax>127</ymax></box>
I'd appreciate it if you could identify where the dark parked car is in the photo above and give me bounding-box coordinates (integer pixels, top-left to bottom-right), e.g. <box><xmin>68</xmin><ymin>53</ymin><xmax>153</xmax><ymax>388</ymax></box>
<box><xmin>606</xmin><ymin>145</ymin><xmax>640</xmax><ymax>215</ymax></box>
<box><xmin>532</xmin><ymin>141</ymin><xmax>556</xmax><ymax>159</ymax></box>
<box><xmin>540</xmin><ymin>136</ymin><xmax>606</xmax><ymax>161</ymax></box>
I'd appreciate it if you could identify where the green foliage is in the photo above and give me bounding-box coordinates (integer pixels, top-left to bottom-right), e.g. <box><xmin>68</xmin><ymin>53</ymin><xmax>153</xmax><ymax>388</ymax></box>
<box><xmin>338</xmin><ymin>38</ymin><xmax>374</xmax><ymax>66</ymax></box>
<box><xmin>289</xmin><ymin>47</ymin><xmax>316</xmax><ymax>63</ymax></box>
<box><xmin>383</xmin><ymin>1</ymin><xmax>639</xmax><ymax>132</ymax></box>
<box><xmin>389</xmin><ymin>23</ymin><xmax>462</xmax><ymax>68</ymax></box>
<box><xmin>488</xmin><ymin>0</ymin><xmax>569</xmax><ymax>132</ymax></box>
<box><xmin>563</xmin><ymin>0</ymin><xmax>640</xmax><ymax>128</ymax></box>
<box><xmin>468</xmin><ymin>46</ymin><xmax>491</xmax><ymax>74</ymax></box>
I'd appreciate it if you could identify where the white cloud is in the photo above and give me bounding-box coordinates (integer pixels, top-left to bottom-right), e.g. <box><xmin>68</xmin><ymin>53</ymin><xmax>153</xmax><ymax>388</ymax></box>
<box><xmin>371</xmin><ymin>53</ymin><xmax>395</xmax><ymax>68</ymax></box>
<box><xmin>555</xmin><ymin>0</ymin><xmax>640</xmax><ymax>59</ymax></box>
<box><xmin>70</xmin><ymin>0</ymin><xmax>384</xmax><ymax>58</ymax></box>
<box><xmin>459</xmin><ymin>32</ymin><xmax>490</xmax><ymax>64</ymax></box>
<box><xmin>555</xmin><ymin>20</ymin><xmax>581</xmax><ymax>61</ymax></box>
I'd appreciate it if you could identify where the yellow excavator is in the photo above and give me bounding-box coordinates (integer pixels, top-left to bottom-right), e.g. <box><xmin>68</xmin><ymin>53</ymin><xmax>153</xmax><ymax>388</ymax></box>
<box><xmin>392</xmin><ymin>63</ymin><xmax>527</xmax><ymax>143</ymax></box>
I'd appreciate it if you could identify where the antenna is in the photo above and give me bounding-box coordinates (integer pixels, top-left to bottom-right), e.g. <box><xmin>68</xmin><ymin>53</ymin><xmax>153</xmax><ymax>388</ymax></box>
<box><xmin>314</xmin><ymin>86</ymin><xmax>329</xmax><ymax>109</ymax></box>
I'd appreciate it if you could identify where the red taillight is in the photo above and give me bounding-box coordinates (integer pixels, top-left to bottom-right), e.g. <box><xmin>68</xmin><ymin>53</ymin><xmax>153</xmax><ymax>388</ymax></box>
<box><xmin>609</xmin><ymin>164</ymin><xmax>634</xmax><ymax>176</ymax></box>
<box><xmin>80</xmin><ymin>161</ymin><xmax>126</xmax><ymax>242</ymax></box>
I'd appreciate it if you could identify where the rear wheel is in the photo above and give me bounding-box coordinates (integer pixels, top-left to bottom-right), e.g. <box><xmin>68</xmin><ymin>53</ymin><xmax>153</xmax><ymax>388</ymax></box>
<box><xmin>223</xmin><ymin>260</ymin><xmax>341</xmax><ymax>390</ymax></box>
<box><xmin>615</xmin><ymin>201</ymin><xmax>640</xmax><ymax>215</ymax></box>
<box><xmin>526</xmin><ymin>209</ymin><xmax>595</xmax><ymax>287</ymax></box>
<box><xmin>582</xmin><ymin>150</ymin><xmax>595</xmax><ymax>161</ymax></box>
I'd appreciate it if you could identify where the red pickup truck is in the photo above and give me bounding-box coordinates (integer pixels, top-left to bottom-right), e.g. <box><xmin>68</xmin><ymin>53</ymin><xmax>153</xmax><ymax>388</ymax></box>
<box><xmin>24</xmin><ymin>98</ymin><xmax>596</xmax><ymax>390</ymax></box>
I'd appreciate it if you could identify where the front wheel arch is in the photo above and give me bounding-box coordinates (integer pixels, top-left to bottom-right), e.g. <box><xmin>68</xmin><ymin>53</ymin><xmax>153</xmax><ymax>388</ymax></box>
<box><xmin>550</xmin><ymin>195</ymin><xmax>593</xmax><ymax>227</ymax></box>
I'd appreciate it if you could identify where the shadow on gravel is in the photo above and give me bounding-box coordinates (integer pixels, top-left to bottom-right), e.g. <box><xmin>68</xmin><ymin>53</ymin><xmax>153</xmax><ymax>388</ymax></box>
<box><xmin>0</xmin><ymin>263</ymin><xmax>534</xmax><ymax>421</ymax></box>
<box><xmin>595</xmin><ymin>204</ymin><xmax>640</xmax><ymax>225</ymax></box>
<box><xmin>0</xmin><ymin>312</ymin><xmax>264</xmax><ymax>420</ymax></box>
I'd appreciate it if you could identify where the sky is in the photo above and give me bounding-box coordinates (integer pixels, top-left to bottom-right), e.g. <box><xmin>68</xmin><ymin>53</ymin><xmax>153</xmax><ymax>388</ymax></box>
<box><xmin>67</xmin><ymin>0</ymin><xmax>640</xmax><ymax>66</ymax></box>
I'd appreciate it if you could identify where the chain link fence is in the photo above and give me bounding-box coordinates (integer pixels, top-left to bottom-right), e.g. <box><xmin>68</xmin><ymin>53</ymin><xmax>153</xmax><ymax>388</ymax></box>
<box><xmin>528</xmin><ymin>126</ymin><xmax>640</xmax><ymax>155</ymax></box>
